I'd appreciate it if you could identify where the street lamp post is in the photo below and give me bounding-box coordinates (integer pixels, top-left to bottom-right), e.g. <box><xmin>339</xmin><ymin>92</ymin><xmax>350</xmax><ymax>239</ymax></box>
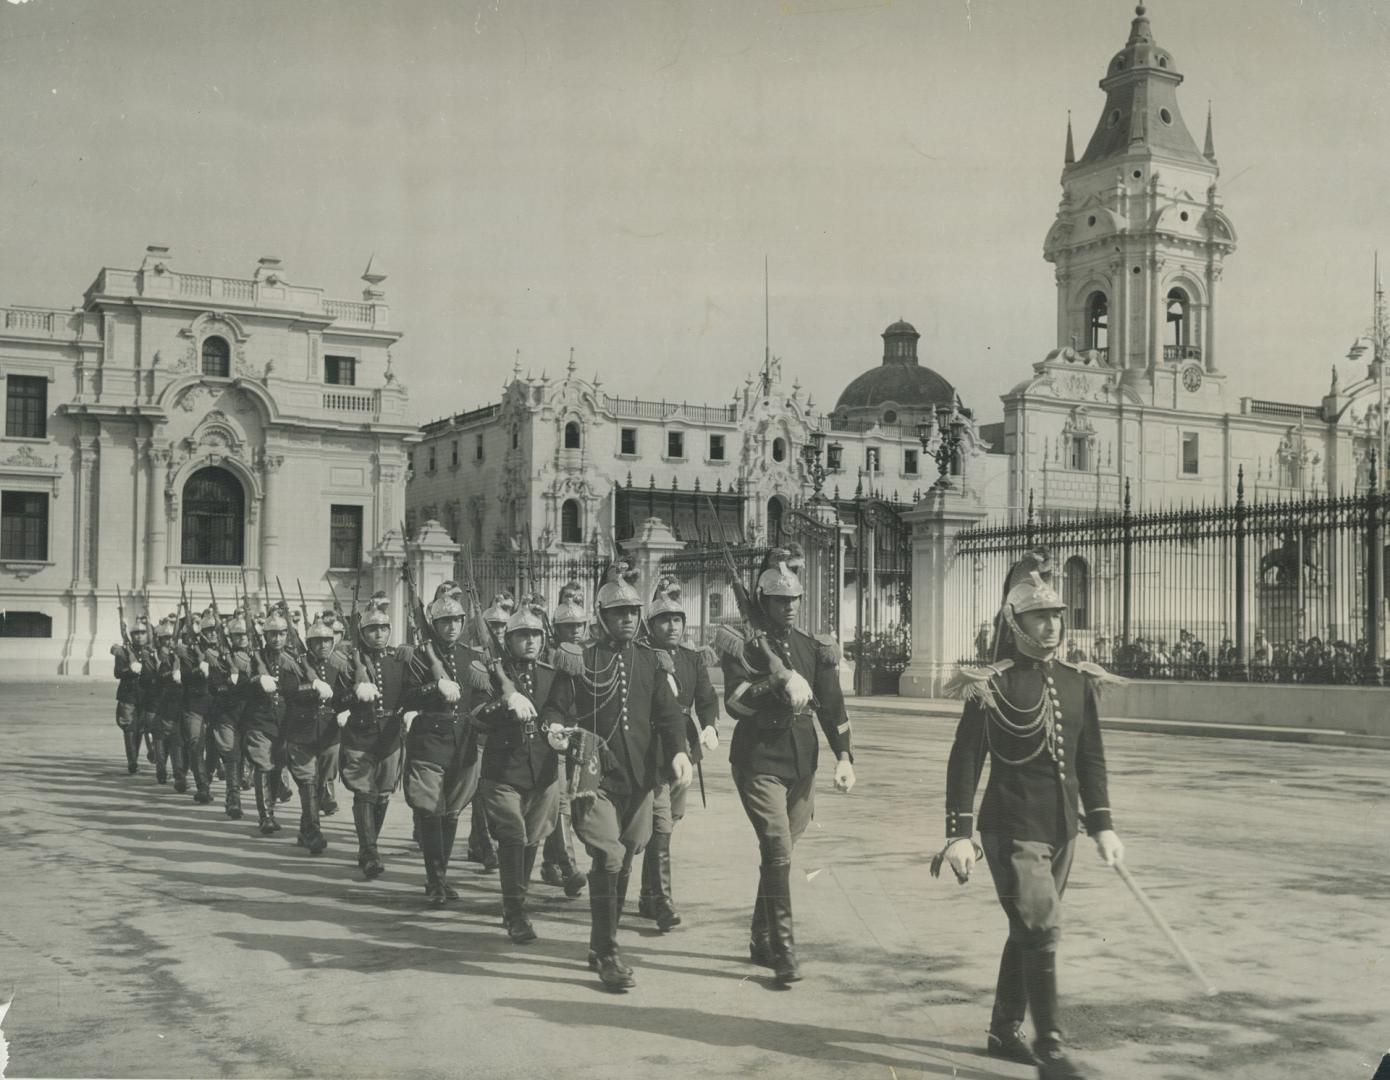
<box><xmin>800</xmin><ymin>429</ymin><xmax>828</xmax><ymax>500</ymax></box>
<box><xmin>917</xmin><ymin>401</ymin><xmax>967</xmax><ymax>489</ymax></box>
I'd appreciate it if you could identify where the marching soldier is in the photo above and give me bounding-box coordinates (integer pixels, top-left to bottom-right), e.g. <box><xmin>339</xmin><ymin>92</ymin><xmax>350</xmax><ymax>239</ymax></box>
<box><xmin>283</xmin><ymin>616</ymin><xmax>340</xmax><ymax>854</ymax></box>
<box><xmin>151</xmin><ymin>618</ymin><xmax>187</xmax><ymax>790</ymax></box>
<box><xmin>318</xmin><ymin>609</ymin><xmax>346</xmax><ymax>817</ymax></box>
<box><xmin>539</xmin><ymin>562</ymin><xmax>692</xmax><ymax>991</ymax></box>
<box><xmin>245</xmin><ymin>609</ymin><xmax>296</xmax><ymax>836</ymax></box>
<box><xmin>112</xmin><ymin>617</ymin><xmax>155</xmax><ymax>775</ymax></box>
<box><xmin>178</xmin><ymin>611</ymin><xmax>221</xmax><ymax>805</ymax></box>
<box><xmin>539</xmin><ymin>582</ymin><xmax>589</xmax><ymax>898</ymax></box>
<box><xmin>637</xmin><ymin>576</ymin><xmax>720</xmax><ymax>931</ymax></box>
<box><xmin>936</xmin><ymin>550</ymin><xmax>1123</xmax><ymax>1080</ymax></box>
<box><xmin>465</xmin><ymin>593</ymin><xmax>513</xmax><ymax>873</ymax></box>
<box><xmin>401</xmin><ymin>583</ymin><xmax>485</xmax><ymax>905</ymax></box>
<box><xmin>333</xmin><ymin>596</ymin><xmax>411</xmax><ymax>880</ymax></box>
<box><xmin>474</xmin><ymin>594</ymin><xmax>563</xmax><ymax>943</ymax></box>
<box><xmin>718</xmin><ymin>546</ymin><xmax>856</xmax><ymax>987</ymax></box>
<box><xmin>208</xmin><ymin>612</ymin><xmax>252</xmax><ymax>820</ymax></box>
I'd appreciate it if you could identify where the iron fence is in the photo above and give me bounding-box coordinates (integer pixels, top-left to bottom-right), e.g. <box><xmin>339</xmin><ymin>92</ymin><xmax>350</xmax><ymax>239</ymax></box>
<box><xmin>948</xmin><ymin>468</ymin><xmax>1389</xmax><ymax>685</ymax></box>
<box><xmin>453</xmin><ymin>550</ymin><xmax>610</xmax><ymax>611</ymax></box>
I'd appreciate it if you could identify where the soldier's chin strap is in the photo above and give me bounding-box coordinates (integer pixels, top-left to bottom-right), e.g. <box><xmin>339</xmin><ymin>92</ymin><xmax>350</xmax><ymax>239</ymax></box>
<box><xmin>1003</xmin><ymin>606</ymin><xmax>1064</xmax><ymax>662</ymax></box>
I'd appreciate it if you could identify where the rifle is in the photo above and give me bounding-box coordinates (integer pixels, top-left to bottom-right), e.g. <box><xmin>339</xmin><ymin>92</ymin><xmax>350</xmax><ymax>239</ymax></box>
<box><xmin>326</xmin><ymin>578</ymin><xmax>346</xmax><ymax>620</ymax></box>
<box><xmin>205</xmin><ymin>574</ymin><xmax>235</xmax><ymax>659</ymax></box>
<box><xmin>457</xmin><ymin>537</ymin><xmax>519</xmax><ymax>701</ymax></box>
<box><xmin>704</xmin><ymin>496</ymin><xmax>794</xmax><ymax>685</ymax></box>
<box><xmin>399</xmin><ymin>524</ymin><xmax>449</xmax><ymax>683</ymax></box>
<box><xmin>296</xmin><ymin>580</ymin><xmax>312</xmax><ymax>640</ymax></box>
<box><xmin>176</xmin><ymin>574</ymin><xmax>203</xmax><ymax>666</ymax></box>
<box><xmin>115</xmin><ymin>585</ymin><xmax>132</xmax><ymax>652</ymax></box>
<box><xmin>277</xmin><ymin>576</ymin><xmax>306</xmax><ymax>658</ymax></box>
<box><xmin>239</xmin><ymin>570</ymin><xmax>268</xmax><ymax>677</ymax></box>
<box><xmin>523</xmin><ymin>531</ymin><xmax>556</xmax><ymax>644</ymax></box>
<box><xmin>343</xmin><ymin>569</ymin><xmax>369</xmax><ymax>683</ymax></box>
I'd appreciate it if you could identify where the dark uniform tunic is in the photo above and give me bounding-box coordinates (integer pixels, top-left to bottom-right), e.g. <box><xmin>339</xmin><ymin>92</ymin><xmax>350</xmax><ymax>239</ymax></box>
<box><xmin>243</xmin><ymin>649</ymin><xmax>297</xmax><ymax>772</ymax></box>
<box><xmin>652</xmin><ymin>643</ymin><xmax>720</xmax><ymax>831</ymax></box>
<box><xmin>178</xmin><ymin>644</ymin><xmax>216</xmax><ymax>788</ymax></box>
<box><xmin>333</xmin><ymin>645</ymin><xmax>412</xmax><ymax>798</ymax></box>
<box><xmin>540</xmin><ymin>641</ymin><xmax>686</xmax><ymax>873</ymax></box>
<box><xmin>722</xmin><ymin>627</ymin><xmax>853</xmax><ymax>864</ymax></box>
<box><xmin>401</xmin><ymin>641</ymin><xmax>484</xmax><ymax>817</ymax></box>
<box><xmin>208</xmin><ymin>647</ymin><xmax>251</xmax><ymax>758</ymax></box>
<box><xmin>284</xmin><ymin>651</ymin><xmax>340</xmax><ymax>786</ymax></box>
<box><xmin>113</xmin><ymin>642</ymin><xmax>154</xmax><ymax>732</ymax></box>
<box><xmin>152</xmin><ymin>645</ymin><xmax>185</xmax><ymax>741</ymax></box>
<box><xmin>944</xmin><ymin>656</ymin><xmax>1113</xmax><ymax>954</ymax></box>
<box><xmin>477</xmin><ymin>658</ymin><xmax>560</xmax><ymax>847</ymax></box>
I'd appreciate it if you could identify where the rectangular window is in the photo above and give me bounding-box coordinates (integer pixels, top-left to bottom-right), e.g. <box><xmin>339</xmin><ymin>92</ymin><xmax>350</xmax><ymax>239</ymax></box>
<box><xmin>667</xmin><ymin>431</ymin><xmax>685</xmax><ymax>459</ymax></box>
<box><xmin>709</xmin><ymin>434</ymin><xmax>725</xmax><ymax>461</ymax></box>
<box><xmin>6</xmin><ymin>375</ymin><xmax>47</xmax><ymax>439</ymax></box>
<box><xmin>406</xmin><ymin>451</ymin><xmax>414</xmax><ymax>474</ymax></box>
<box><xmin>1</xmin><ymin>490</ymin><xmax>48</xmax><ymax>560</ymax></box>
<box><xmin>428</xmin><ymin>448</ymin><xmax>437</xmax><ymax>473</ymax></box>
<box><xmin>903</xmin><ymin>448</ymin><xmax>918</xmax><ymax>476</ymax></box>
<box><xmin>1181</xmin><ymin>432</ymin><xmax>1199</xmax><ymax>475</ymax></box>
<box><xmin>620</xmin><ymin>428</ymin><xmax>637</xmax><ymax>455</ymax></box>
<box><xmin>0</xmin><ymin>611</ymin><xmax>51</xmax><ymax>637</ymax></box>
<box><xmin>1069</xmin><ymin>436</ymin><xmax>1089</xmax><ymax>471</ymax></box>
<box><xmin>324</xmin><ymin>356</ymin><xmax>356</xmax><ymax>386</ymax></box>
<box><xmin>474</xmin><ymin>433</ymin><xmax>484</xmax><ymax>462</ymax></box>
<box><xmin>451</xmin><ymin>440</ymin><xmax>459</xmax><ymax>467</ymax></box>
<box><xmin>329</xmin><ymin>505</ymin><xmax>363</xmax><ymax>570</ymax></box>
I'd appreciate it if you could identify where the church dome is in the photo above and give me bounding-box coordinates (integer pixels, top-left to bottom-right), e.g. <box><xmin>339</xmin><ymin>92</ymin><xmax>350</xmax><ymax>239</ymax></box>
<box><xmin>833</xmin><ymin>319</ymin><xmax>961</xmax><ymax>419</ymax></box>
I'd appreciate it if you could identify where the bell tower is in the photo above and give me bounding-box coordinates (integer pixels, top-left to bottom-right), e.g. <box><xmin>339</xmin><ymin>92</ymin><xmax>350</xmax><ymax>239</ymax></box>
<box><xmin>1043</xmin><ymin>5</ymin><xmax>1236</xmax><ymax>397</ymax></box>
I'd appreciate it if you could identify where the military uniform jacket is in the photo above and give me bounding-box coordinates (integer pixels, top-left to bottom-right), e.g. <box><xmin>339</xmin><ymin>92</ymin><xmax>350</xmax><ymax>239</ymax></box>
<box><xmin>243</xmin><ymin>649</ymin><xmax>298</xmax><ymax>737</ymax></box>
<box><xmin>476</xmin><ymin>658</ymin><xmax>559</xmax><ymax>790</ymax></box>
<box><xmin>331</xmin><ymin>645</ymin><xmax>412</xmax><ymax>753</ymax></box>
<box><xmin>207</xmin><ymin>648</ymin><xmax>251</xmax><ymax>721</ymax></box>
<box><xmin>541</xmin><ymin>641</ymin><xmax>686</xmax><ymax>796</ymax></box>
<box><xmin>283</xmin><ymin>651</ymin><xmax>339</xmax><ymax>744</ymax></box>
<box><xmin>669</xmin><ymin>644</ymin><xmax>720</xmax><ymax>765</ymax></box>
<box><xmin>178</xmin><ymin>643</ymin><xmax>216</xmax><ymax>715</ymax></box>
<box><xmin>154</xmin><ymin>647</ymin><xmax>184</xmax><ymax>718</ymax></box>
<box><xmin>113</xmin><ymin>643</ymin><xmax>155</xmax><ymax>705</ymax></box>
<box><xmin>402</xmin><ymin>641</ymin><xmax>483</xmax><ymax>768</ymax></box>
<box><xmin>722</xmin><ymin>628</ymin><xmax>853</xmax><ymax>783</ymax></box>
<box><xmin>944</xmin><ymin>656</ymin><xmax>1113</xmax><ymax>846</ymax></box>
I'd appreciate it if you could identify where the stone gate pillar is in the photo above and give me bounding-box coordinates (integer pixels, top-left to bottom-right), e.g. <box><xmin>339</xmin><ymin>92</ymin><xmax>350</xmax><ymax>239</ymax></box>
<box><xmin>407</xmin><ymin>520</ymin><xmax>459</xmax><ymax>640</ymax></box>
<box><xmin>369</xmin><ymin>525</ymin><xmax>408</xmax><ymax>633</ymax></box>
<box><xmin>620</xmin><ymin>516</ymin><xmax>685</xmax><ymax>597</ymax></box>
<box><xmin>899</xmin><ymin>491</ymin><xmax>988</xmax><ymax>697</ymax></box>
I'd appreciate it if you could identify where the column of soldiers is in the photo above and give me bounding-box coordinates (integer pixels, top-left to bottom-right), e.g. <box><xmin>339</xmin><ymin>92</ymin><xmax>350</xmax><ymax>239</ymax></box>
<box><xmin>110</xmin><ymin>545</ymin><xmax>1116</xmax><ymax>1080</ymax></box>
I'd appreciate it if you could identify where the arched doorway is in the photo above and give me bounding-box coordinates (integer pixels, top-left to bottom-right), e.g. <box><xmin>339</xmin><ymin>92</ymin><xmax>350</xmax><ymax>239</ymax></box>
<box><xmin>181</xmin><ymin>466</ymin><xmax>244</xmax><ymax>565</ymax></box>
<box><xmin>560</xmin><ymin>499</ymin><xmax>583</xmax><ymax>544</ymax></box>
<box><xmin>767</xmin><ymin>496</ymin><xmax>786</xmax><ymax>545</ymax></box>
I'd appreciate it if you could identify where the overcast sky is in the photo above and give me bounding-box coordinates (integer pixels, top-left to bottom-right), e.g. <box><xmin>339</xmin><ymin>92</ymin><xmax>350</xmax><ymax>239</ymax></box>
<box><xmin>2</xmin><ymin>0</ymin><xmax>1389</xmax><ymax>426</ymax></box>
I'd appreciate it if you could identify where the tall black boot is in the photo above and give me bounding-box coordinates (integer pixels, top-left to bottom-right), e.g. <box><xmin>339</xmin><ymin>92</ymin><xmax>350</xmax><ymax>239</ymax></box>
<box><xmin>171</xmin><ymin>736</ymin><xmax>188</xmax><ymax>794</ymax></box>
<box><xmin>614</xmin><ymin>863</ymin><xmax>633</xmax><ymax>933</ymax></box>
<box><xmin>255</xmin><ymin>770</ymin><xmax>277</xmax><ymax>835</ymax></box>
<box><xmin>222</xmin><ymin>753</ymin><xmax>242</xmax><ymax>819</ymax></box>
<box><xmin>297</xmin><ymin>782</ymin><xmax>328</xmax><ymax>854</ymax></box>
<box><xmin>1024</xmin><ymin>948</ymin><xmax>1085</xmax><ymax>1079</ymax></box>
<box><xmin>439</xmin><ymin>814</ymin><xmax>461</xmax><ymax>900</ymax></box>
<box><xmin>987</xmin><ymin>939</ymin><xmax>1037</xmax><ymax>1065</ymax></box>
<box><xmin>637</xmin><ymin>836</ymin><xmax>661</xmax><ymax>919</ymax></box>
<box><xmin>649</xmin><ymin>831</ymin><xmax>681</xmax><ymax>931</ymax></box>
<box><xmin>749</xmin><ymin>880</ymin><xmax>773</xmax><ymax>967</ymax></box>
<box><xmin>374</xmin><ymin>797</ymin><xmax>390</xmax><ymax>837</ymax></box>
<box><xmin>190</xmin><ymin>727</ymin><xmax>212</xmax><ymax>803</ymax></box>
<box><xmin>468</xmin><ymin>800</ymin><xmax>498</xmax><ymax>871</ymax></box>
<box><xmin>320</xmin><ymin>776</ymin><xmax>338</xmax><ymax>816</ymax></box>
<box><xmin>417</xmin><ymin>811</ymin><xmax>444</xmax><ymax>905</ymax></box>
<box><xmin>152</xmin><ymin>735</ymin><xmax>168</xmax><ymax>784</ymax></box>
<box><xmin>122</xmin><ymin>729</ymin><xmax>140</xmax><ymax>774</ymax></box>
<box><xmin>500</xmin><ymin>842</ymin><xmax>536</xmax><ymax>943</ymax></box>
<box><xmin>276</xmin><ymin>767</ymin><xmax>294</xmax><ymax>804</ymax></box>
<box><xmin>587</xmin><ymin>869</ymin><xmax>633</xmax><ymax>990</ymax></box>
<box><xmin>762</xmin><ymin>860</ymin><xmax>801</xmax><ymax>985</ymax></box>
<box><xmin>354</xmin><ymin>796</ymin><xmax>384</xmax><ymax>878</ymax></box>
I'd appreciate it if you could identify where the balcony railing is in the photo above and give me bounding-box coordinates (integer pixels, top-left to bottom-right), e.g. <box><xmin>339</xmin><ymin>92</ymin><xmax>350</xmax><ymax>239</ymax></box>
<box><xmin>324</xmin><ymin>389</ymin><xmax>380</xmax><ymax>416</ymax></box>
<box><xmin>171</xmin><ymin>565</ymin><xmax>259</xmax><ymax>590</ymax></box>
<box><xmin>2</xmin><ymin>307</ymin><xmax>75</xmax><ymax>338</ymax></box>
<box><xmin>1164</xmin><ymin>344</ymin><xmax>1203</xmax><ymax>361</ymax></box>
<box><xmin>603</xmin><ymin>396</ymin><xmax>738</xmax><ymax>424</ymax></box>
<box><xmin>323</xmin><ymin>299</ymin><xmax>374</xmax><ymax>326</ymax></box>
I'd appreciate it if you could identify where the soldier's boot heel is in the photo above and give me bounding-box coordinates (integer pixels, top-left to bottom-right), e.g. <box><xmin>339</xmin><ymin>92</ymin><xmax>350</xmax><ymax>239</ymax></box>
<box><xmin>987</xmin><ymin>1024</ymin><xmax>1039</xmax><ymax>1066</ymax></box>
<box><xmin>297</xmin><ymin>783</ymin><xmax>327</xmax><ymax>854</ymax></box>
<box><xmin>749</xmin><ymin>881</ymin><xmax>774</xmax><ymax>966</ymax></box>
<box><xmin>1033</xmin><ymin>1038</ymin><xmax>1086</xmax><ymax>1080</ymax></box>
<box><xmin>123</xmin><ymin>730</ymin><xmax>140</xmax><ymax>774</ymax></box>
<box><xmin>763</xmin><ymin>860</ymin><xmax>801</xmax><ymax>985</ymax></box>
<box><xmin>439</xmin><ymin>815</ymin><xmax>461</xmax><ymax>900</ymax></box>
<box><xmin>637</xmin><ymin>839</ymin><xmax>660</xmax><ymax>920</ymax></box>
<box><xmin>320</xmin><ymin>778</ymin><xmax>338</xmax><ymax>816</ymax></box>
<box><xmin>500</xmin><ymin>844</ymin><xmax>537</xmax><ymax>943</ymax></box>
<box><xmin>153</xmin><ymin>737</ymin><xmax>168</xmax><ymax>784</ymax></box>
<box><xmin>651</xmin><ymin>832</ymin><xmax>681</xmax><ymax>931</ymax></box>
<box><xmin>254</xmin><ymin>772</ymin><xmax>276</xmax><ymax>835</ymax></box>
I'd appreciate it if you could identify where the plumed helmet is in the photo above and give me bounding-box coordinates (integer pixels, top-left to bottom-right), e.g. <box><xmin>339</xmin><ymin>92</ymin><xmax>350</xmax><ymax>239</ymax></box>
<box><xmin>360</xmin><ymin>593</ymin><xmax>391</xmax><ymax>628</ymax></box>
<box><xmin>552</xmin><ymin>581</ymin><xmax>588</xmax><ymax>625</ymax></box>
<box><xmin>153</xmin><ymin>618</ymin><xmax>176</xmax><ymax>639</ymax></box>
<box><xmin>427</xmin><ymin>580</ymin><xmax>466</xmax><ymax>622</ymax></box>
<box><xmin>198</xmin><ymin>611</ymin><xmax>219</xmax><ymax>632</ymax></box>
<box><xmin>991</xmin><ymin>549</ymin><xmax>1065</xmax><ymax>661</ymax></box>
<box><xmin>596</xmin><ymin>559</ymin><xmax>642</xmax><ymax>610</ymax></box>
<box><xmin>1004</xmin><ymin>572</ymin><xmax>1064</xmax><ymax>617</ymax></box>
<box><xmin>483</xmin><ymin>592</ymin><xmax>515</xmax><ymax>625</ymax></box>
<box><xmin>756</xmin><ymin>544</ymin><xmax>805</xmax><ymax>599</ymax></box>
<box><xmin>263</xmin><ymin>610</ymin><xmax>290</xmax><ymax>633</ymax></box>
<box><xmin>647</xmin><ymin>575</ymin><xmax>686</xmax><ymax>619</ymax></box>
<box><xmin>130</xmin><ymin>617</ymin><xmax>150</xmax><ymax>636</ymax></box>
<box><xmin>505</xmin><ymin>593</ymin><xmax>547</xmax><ymax>635</ymax></box>
<box><xmin>306</xmin><ymin>616</ymin><xmax>336</xmax><ymax>641</ymax></box>
<box><xmin>226</xmin><ymin>616</ymin><xmax>248</xmax><ymax>636</ymax></box>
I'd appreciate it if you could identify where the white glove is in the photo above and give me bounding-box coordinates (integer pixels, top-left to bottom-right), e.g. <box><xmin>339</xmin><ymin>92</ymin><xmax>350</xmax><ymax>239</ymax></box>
<box><xmin>129</xmin><ymin>660</ymin><xmax>143</xmax><ymax>675</ymax></box>
<box><xmin>336</xmin><ymin>709</ymin><xmax>351</xmax><ymax>728</ymax></box>
<box><xmin>1094</xmin><ymin>829</ymin><xmax>1125</xmax><ymax>867</ymax></box>
<box><xmin>833</xmin><ymin>757</ymin><xmax>856</xmax><ymax>793</ymax></box>
<box><xmin>944</xmin><ymin>838</ymin><xmax>977</xmax><ymax>881</ymax></box>
<box><xmin>506</xmin><ymin>691</ymin><xmax>538</xmax><ymax>721</ymax></box>
<box><xmin>355</xmin><ymin>682</ymin><xmax>380</xmax><ymax>703</ymax></box>
<box><xmin>198</xmin><ymin>661</ymin><xmax>210</xmax><ymax>677</ymax></box>
<box><xmin>312</xmin><ymin>679</ymin><xmax>333</xmax><ymax>701</ymax></box>
<box><xmin>546</xmin><ymin>723</ymin><xmax>569</xmax><ymax>751</ymax></box>
<box><xmin>670</xmin><ymin>751</ymin><xmax>694</xmax><ymax>791</ymax></box>
<box><xmin>171</xmin><ymin>667</ymin><xmax>182</xmax><ymax>685</ymax></box>
<box><xmin>699</xmin><ymin>725</ymin><xmax>719</xmax><ymax>751</ymax></box>
<box><xmin>258</xmin><ymin>674</ymin><xmax>278</xmax><ymax>694</ymax></box>
<box><xmin>780</xmin><ymin>670</ymin><xmax>812</xmax><ymax>709</ymax></box>
<box><xmin>436</xmin><ymin>678</ymin><xmax>461</xmax><ymax>704</ymax></box>
<box><xmin>403</xmin><ymin>710</ymin><xmax>419</xmax><ymax>732</ymax></box>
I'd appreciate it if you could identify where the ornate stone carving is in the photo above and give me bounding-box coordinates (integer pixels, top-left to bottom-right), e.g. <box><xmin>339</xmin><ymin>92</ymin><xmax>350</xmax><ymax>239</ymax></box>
<box><xmin>1</xmin><ymin>445</ymin><xmax>54</xmax><ymax>468</ymax></box>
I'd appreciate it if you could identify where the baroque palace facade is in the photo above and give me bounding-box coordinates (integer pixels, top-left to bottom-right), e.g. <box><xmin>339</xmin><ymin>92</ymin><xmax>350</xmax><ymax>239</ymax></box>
<box><xmin>0</xmin><ymin>246</ymin><xmax>414</xmax><ymax>675</ymax></box>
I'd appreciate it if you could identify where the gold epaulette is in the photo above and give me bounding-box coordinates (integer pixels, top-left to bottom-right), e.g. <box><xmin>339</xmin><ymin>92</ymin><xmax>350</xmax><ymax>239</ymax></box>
<box><xmin>550</xmin><ymin>641</ymin><xmax>586</xmax><ymax>676</ymax></box>
<box><xmin>711</xmin><ymin>624</ymin><xmax>746</xmax><ymax>661</ymax></box>
<box><xmin>392</xmin><ymin>644</ymin><xmax>415</xmax><ymax>663</ymax></box>
<box><xmin>943</xmin><ymin>659</ymin><xmax>1015</xmax><ymax>707</ymax></box>
<box><xmin>679</xmin><ymin>640</ymin><xmax>720</xmax><ymax>668</ymax></box>
<box><xmin>1060</xmin><ymin>658</ymin><xmax>1129</xmax><ymax>695</ymax></box>
<box><xmin>641</xmin><ymin>643</ymin><xmax>675</xmax><ymax>674</ymax></box>
<box><xmin>466</xmin><ymin>659</ymin><xmax>493</xmax><ymax>695</ymax></box>
<box><xmin>536</xmin><ymin>659</ymin><xmax>554</xmax><ymax>672</ymax></box>
<box><xmin>812</xmin><ymin>632</ymin><xmax>842</xmax><ymax>666</ymax></box>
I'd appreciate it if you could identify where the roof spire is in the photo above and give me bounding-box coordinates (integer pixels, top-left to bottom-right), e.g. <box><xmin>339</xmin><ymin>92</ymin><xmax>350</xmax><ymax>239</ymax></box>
<box><xmin>1203</xmin><ymin>100</ymin><xmax>1217</xmax><ymax>161</ymax></box>
<box><xmin>1064</xmin><ymin>110</ymin><xmax>1075</xmax><ymax>165</ymax></box>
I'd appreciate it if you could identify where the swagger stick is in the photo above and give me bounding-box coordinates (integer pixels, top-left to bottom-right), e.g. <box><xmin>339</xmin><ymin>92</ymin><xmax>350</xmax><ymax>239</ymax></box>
<box><xmin>1113</xmin><ymin>862</ymin><xmax>1218</xmax><ymax>997</ymax></box>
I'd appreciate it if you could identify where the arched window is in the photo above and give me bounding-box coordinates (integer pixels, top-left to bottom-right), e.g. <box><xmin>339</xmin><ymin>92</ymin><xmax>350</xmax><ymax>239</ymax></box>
<box><xmin>772</xmin><ymin>437</ymin><xmax>787</xmax><ymax>462</ymax></box>
<box><xmin>564</xmin><ymin>421</ymin><xmax>581</xmax><ymax>450</ymax></box>
<box><xmin>1166</xmin><ymin>287</ymin><xmax>1191</xmax><ymax>348</ymax></box>
<box><xmin>1084</xmin><ymin>292</ymin><xmax>1108</xmax><ymax>350</ymax></box>
<box><xmin>1063</xmin><ymin>555</ymin><xmax>1090</xmax><ymax>631</ymax></box>
<box><xmin>201</xmin><ymin>336</ymin><xmax>230</xmax><ymax>378</ymax></box>
<box><xmin>181</xmin><ymin>466</ymin><xmax>244</xmax><ymax>565</ymax></box>
<box><xmin>767</xmin><ymin>497</ymin><xmax>785</xmax><ymax>544</ymax></box>
<box><xmin>561</xmin><ymin>499</ymin><xmax>582</xmax><ymax>544</ymax></box>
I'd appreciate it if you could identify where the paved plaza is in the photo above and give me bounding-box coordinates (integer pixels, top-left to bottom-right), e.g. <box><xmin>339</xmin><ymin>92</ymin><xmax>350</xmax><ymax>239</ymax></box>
<box><xmin>0</xmin><ymin>680</ymin><xmax>1387</xmax><ymax>1080</ymax></box>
